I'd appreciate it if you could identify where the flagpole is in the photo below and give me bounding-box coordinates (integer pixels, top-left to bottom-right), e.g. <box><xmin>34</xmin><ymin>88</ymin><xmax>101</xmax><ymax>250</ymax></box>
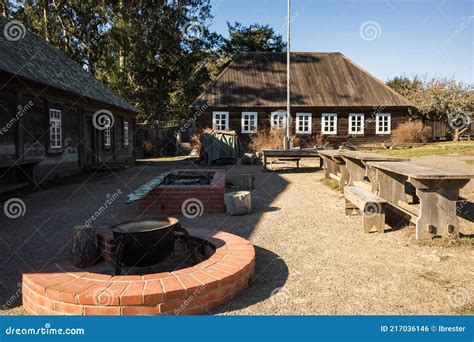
<box><xmin>286</xmin><ymin>0</ymin><xmax>291</xmax><ymax>148</ymax></box>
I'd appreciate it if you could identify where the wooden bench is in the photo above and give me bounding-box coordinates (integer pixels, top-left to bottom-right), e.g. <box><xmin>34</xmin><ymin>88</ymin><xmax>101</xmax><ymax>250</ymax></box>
<box><xmin>318</xmin><ymin>150</ymin><xmax>348</xmax><ymax>187</ymax></box>
<box><xmin>344</xmin><ymin>185</ymin><xmax>387</xmax><ymax>233</ymax></box>
<box><xmin>270</xmin><ymin>157</ymin><xmax>300</xmax><ymax>168</ymax></box>
<box><xmin>339</xmin><ymin>150</ymin><xmax>408</xmax><ymax>191</ymax></box>
<box><xmin>261</xmin><ymin>148</ymin><xmax>321</xmax><ymax>171</ymax></box>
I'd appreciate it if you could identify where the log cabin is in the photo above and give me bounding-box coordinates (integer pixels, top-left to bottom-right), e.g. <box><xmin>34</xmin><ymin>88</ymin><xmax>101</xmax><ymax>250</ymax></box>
<box><xmin>192</xmin><ymin>52</ymin><xmax>414</xmax><ymax>147</ymax></box>
<box><xmin>0</xmin><ymin>17</ymin><xmax>139</xmax><ymax>191</ymax></box>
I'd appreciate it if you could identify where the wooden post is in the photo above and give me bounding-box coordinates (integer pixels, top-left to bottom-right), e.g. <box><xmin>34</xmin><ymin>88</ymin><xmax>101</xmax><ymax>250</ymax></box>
<box><xmin>240</xmin><ymin>174</ymin><xmax>255</xmax><ymax>191</ymax></box>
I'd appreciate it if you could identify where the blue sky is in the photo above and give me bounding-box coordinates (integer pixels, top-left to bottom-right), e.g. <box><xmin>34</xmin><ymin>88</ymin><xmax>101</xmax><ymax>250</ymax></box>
<box><xmin>208</xmin><ymin>0</ymin><xmax>473</xmax><ymax>84</ymax></box>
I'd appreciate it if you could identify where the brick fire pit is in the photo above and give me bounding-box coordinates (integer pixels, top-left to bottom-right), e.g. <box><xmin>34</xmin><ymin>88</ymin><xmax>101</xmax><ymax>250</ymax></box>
<box><xmin>22</xmin><ymin>229</ymin><xmax>255</xmax><ymax>315</ymax></box>
<box><xmin>137</xmin><ymin>169</ymin><xmax>225</xmax><ymax>215</ymax></box>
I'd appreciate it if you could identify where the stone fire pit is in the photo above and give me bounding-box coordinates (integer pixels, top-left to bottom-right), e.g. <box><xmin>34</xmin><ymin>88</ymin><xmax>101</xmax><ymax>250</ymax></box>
<box><xmin>22</xmin><ymin>229</ymin><xmax>255</xmax><ymax>315</ymax></box>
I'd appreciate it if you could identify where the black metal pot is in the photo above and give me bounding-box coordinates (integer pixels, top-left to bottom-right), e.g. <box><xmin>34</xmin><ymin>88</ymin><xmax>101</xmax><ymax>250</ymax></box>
<box><xmin>111</xmin><ymin>217</ymin><xmax>179</xmax><ymax>269</ymax></box>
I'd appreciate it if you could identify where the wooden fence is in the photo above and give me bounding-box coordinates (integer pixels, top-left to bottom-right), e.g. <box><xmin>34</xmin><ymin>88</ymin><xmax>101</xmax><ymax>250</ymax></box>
<box><xmin>135</xmin><ymin>124</ymin><xmax>195</xmax><ymax>157</ymax></box>
<box><xmin>424</xmin><ymin>119</ymin><xmax>473</xmax><ymax>139</ymax></box>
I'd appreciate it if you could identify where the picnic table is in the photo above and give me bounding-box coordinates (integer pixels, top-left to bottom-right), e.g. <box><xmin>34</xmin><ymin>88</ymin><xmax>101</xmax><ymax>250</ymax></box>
<box><xmin>261</xmin><ymin>148</ymin><xmax>321</xmax><ymax>171</ymax></box>
<box><xmin>340</xmin><ymin>151</ymin><xmax>409</xmax><ymax>190</ymax></box>
<box><xmin>366</xmin><ymin>161</ymin><xmax>474</xmax><ymax>240</ymax></box>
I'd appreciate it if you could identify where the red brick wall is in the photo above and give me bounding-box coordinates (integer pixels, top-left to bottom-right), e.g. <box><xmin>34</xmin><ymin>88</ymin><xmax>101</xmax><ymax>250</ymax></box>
<box><xmin>137</xmin><ymin>169</ymin><xmax>225</xmax><ymax>215</ymax></box>
<box><xmin>22</xmin><ymin>229</ymin><xmax>255</xmax><ymax>316</ymax></box>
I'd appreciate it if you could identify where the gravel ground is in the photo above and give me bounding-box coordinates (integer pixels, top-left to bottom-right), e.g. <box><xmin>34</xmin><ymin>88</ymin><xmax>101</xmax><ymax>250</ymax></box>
<box><xmin>0</xmin><ymin>154</ymin><xmax>472</xmax><ymax>315</ymax></box>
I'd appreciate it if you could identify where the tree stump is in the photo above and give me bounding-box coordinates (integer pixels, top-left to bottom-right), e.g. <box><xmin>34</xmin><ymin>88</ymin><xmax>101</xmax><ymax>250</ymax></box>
<box><xmin>224</xmin><ymin>191</ymin><xmax>252</xmax><ymax>216</ymax></box>
<box><xmin>70</xmin><ymin>226</ymin><xmax>99</xmax><ymax>268</ymax></box>
<box><xmin>241</xmin><ymin>153</ymin><xmax>257</xmax><ymax>165</ymax></box>
<box><xmin>240</xmin><ymin>173</ymin><xmax>255</xmax><ymax>191</ymax></box>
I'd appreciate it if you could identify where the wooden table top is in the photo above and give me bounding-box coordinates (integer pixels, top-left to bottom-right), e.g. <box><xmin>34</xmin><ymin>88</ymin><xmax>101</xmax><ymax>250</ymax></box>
<box><xmin>262</xmin><ymin>148</ymin><xmax>319</xmax><ymax>156</ymax></box>
<box><xmin>318</xmin><ymin>150</ymin><xmax>342</xmax><ymax>157</ymax></box>
<box><xmin>367</xmin><ymin>161</ymin><xmax>474</xmax><ymax>179</ymax></box>
<box><xmin>340</xmin><ymin>150</ymin><xmax>409</xmax><ymax>161</ymax></box>
<box><xmin>0</xmin><ymin>158</ymin><xmax>43</xmax><ymax>168</ymax></box>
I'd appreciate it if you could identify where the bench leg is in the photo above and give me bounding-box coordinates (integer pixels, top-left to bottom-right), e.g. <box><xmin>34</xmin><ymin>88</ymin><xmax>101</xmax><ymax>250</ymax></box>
<box><xmin>363</xmin><ymin>204</ymin><xmax>386</xmax><ymax>233</ymax></box>
<box><xmin>363</xmin><ymin>213</ymin><xmax>385</xmax><ymax>233</ymax></box>
<box><xmin>345</xmin><ymin>199</ymin><xmax>359</xmax><ymax>216</ymax></box>
<box><xmin>262</xmin><ymin>154</ymin><xmax>267</xmax><ymax>171</ymax></box>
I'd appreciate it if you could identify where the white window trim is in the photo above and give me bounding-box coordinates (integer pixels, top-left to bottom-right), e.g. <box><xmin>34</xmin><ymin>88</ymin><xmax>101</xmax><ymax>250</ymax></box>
<box><xmin>296</xmin><ymin>113</ymin><xmax>312</xmax><ymax>134</ymax></box>
<box><xmin>271</xmin><ymin>111</ymin><xmax>287</xmax><ymax>130</ymax></box>
<box><xmin>49</xmin><ymin>109</ymin><xmax>62</xmax><ymax>148</ymax></box>
<box><xmin>123</xmin><ymin>121</ymin><xmax>129</xmax><ymax>146</ymax></box>
<box><xmin>241</xmin><ymin>112</ymin><xmax>258</xmax><ymax>133</ymax></box>
<box><xmin>104</xmin><ymin>117</ymin><xmax>112</xmax><ymax>147</ymax></box>
<box><xmin>376</xmin><ymin>113</ymin><xmax>391</xmax><ymax>134</ymax></box>
<box><xmin>321</xmin><ymin>113</ymin><xmax>338</xmax><ymax>135</ymax></box>
<box><xmin>212</xmin><ymin>111</ymin><xmax>229</xmax><ymax>130</ymax></box>
<box><xmin>349</xmin><ymin>113</ymin><xmax>365</xmax><ymax>135</ymax></box>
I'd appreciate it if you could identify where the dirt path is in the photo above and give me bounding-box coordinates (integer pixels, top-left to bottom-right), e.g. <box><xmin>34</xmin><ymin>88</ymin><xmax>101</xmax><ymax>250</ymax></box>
<box><xmin>206</xmin><ymin>159</ymin><xmax>473</xmax><ymax>315</ymax></box>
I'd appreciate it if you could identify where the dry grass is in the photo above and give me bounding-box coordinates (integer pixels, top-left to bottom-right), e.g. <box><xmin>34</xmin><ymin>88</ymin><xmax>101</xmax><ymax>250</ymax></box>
<box><xmin>321</xmin><ymin>178</ymin><xmax>343</xmax><ymax>192</ymax></box>
<box><xmin>190</xmin><ymin>127</ymin><xmax>214</xmax><ymax>153</ymax></box>
<box><xmin>248</xmin><ymin>129</ymin><xmax>285</xmax><ymax>152</ymax></box>
<box><xmin>143</xmin><ymin>139</ymin><xmax>157</xmax><ymax>156</ymax></box>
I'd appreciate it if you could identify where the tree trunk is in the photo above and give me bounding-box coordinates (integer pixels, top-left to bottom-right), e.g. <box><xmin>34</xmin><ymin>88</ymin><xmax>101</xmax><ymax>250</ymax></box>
<box><xmin>1</xmin><ymin>0</ymin><xmax>9</xmax><ymax>17</ymax></box>
<box><xmin>70</xmin><ymin>226</ymin><xmax>99</xmax><ymax>268</ymax></box>
<box><xmin>241</xmin><ymin>152</ymin><xmax>257</xmax><ymax>165</ymax></box>
<box><xmin>453</xmin><ymin>128</ymin><xmax>467</xmax><ymax>141</ymax></box>
<box><xmin>42</xmin><ymin>0</ymin><xmax>50</xmax><ymax>42</ymax></box>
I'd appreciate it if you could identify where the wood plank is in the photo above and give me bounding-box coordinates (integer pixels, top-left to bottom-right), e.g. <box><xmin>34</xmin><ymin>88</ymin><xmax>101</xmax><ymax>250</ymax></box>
<box><xmin>340</xmin><ymin>150</ymin><xmax>408</xmax><ymax>161</ymax></box>
<box><xmin>318</xmin><ymin>149</ymin><xmax>341</xmax><ymax>157</ymax></box>
<box><xmin>344</xmin><ymin>185</ymin><xmax>386</xmax><ymax>210</ymax></box>
<box><xmin>397</xmin><ymin>200</ymin><xmax>420</xmax><ymax>217</ymax></box>
<box><xmin>262</xmin><ymin>148</ymin><xmax>319</xmax><ymax>157</ymax></box>
<box><xmin>0</xmin><ymin>182</ymin><xmax>29</xmax><ymax>194</ymax></box>
<box><xmin>367</xmin><ymin>161</ymin><xmax>474</xmax><ymax>179</ymax></box>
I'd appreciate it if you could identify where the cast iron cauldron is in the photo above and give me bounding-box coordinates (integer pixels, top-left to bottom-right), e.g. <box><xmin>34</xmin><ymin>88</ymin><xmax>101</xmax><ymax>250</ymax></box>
<box><xmin>111</xmin><ymin>217</ymin><xmax>179</xmax><ymax>270</ymax></box>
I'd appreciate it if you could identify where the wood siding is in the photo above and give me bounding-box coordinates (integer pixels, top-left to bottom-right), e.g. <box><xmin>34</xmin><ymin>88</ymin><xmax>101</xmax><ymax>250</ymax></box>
<box><xmin>196</xmin><ymin>107</ymin><xmax>410</xmax><ymax>148</ymax></box>
<box><xmin>0</xmin><ymin>72</ymin><xmax>136</xmax><ymax>181</ymax></box>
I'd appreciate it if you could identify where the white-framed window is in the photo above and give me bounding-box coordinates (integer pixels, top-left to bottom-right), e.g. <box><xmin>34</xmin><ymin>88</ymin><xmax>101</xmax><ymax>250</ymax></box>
<box><xmin>271</xmin><ymin>111</ymin><xmax>287</xmax><ymax>129</ymax></box>
<box><xmin>376</xmin><ymin>113</ymin><xmax>391</xmax><ymax>134</ymax></box>
<box><xmin>241</xmin><ymin>112</ymin><xmax>258</xmax><ymax>133</ymax></box>
<box><xmin>212</xmin><ymin>111</ymin><xmax>229</xmax><ymax>130</ymax></box>
<box><xmin>349</xmin><ymin>113</ymin><xmax>364</xmax><ymax>135</ymax></box>
<box><xmin>49</xmin><ymin>109</ymin><xmax>62</xmax><ymax>148</ymax></box>
<box><xmin>322</xmin><ymin>113</ymin><xmax>337</xmax><ymax>134</ymax></box>
<box><xmin>296</xmin><ymin>113</ymin><xmax>312</xmax><ymax>134</ymax></box>
<box><xmin>104</xmin><ymin>117</ymin><xmax>111</xmax><ymax>147</ymax></box>
<box><xmin>123</xmin><ymin>120</ymin><xmax>129</xmax><ymax>146</ymax></box>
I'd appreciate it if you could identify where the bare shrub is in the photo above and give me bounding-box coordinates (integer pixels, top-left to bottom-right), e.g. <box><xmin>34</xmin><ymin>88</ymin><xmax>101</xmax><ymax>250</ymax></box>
<box><xmin>143</xmin><ymin>139</ymin><xmax>157</xmax><ymax>156</ymax></box>
<box><xmin>391</xmin><ymin>121</ymin><xmax>432</xmax><ymax>144</ymax></box>
<box><xmin>249</xmin><ymin>129</ymin><xmax>285</xmax><ymax>152</ymax></box>
<box><xmin>191</xmin><ymin>127</ymin><xmax>214</xmax><ymax>153</ymax></box>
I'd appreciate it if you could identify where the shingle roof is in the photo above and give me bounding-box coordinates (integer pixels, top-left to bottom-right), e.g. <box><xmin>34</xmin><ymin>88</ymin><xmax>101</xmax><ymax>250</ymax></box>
<box><xmin>192</xmin><ymin>52</ymin><xmax>412</xmax><ymax>108</ymax></box>
<box><xmin>0</xmin><ymin>17</ymin><xmax>138</xmax><ymax>113</ymax></box>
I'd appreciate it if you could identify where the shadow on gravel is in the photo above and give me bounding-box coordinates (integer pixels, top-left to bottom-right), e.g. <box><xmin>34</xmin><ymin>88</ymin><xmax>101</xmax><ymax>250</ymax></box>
<box><xmin>212</xmin><ymin>245</ymin><xmax>289</xmax><ymax>314</ymax></box>
<box><xmin>457</xmin><ymin>197</ymin><xmax>473</xmax><ymax>223</ymax></box>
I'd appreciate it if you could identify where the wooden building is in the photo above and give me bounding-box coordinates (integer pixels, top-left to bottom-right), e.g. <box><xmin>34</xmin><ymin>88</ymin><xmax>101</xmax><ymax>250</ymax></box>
<box><xmin>192</xmin><ymin>52</ymin><xmax>414</xmax><ymax>147</ymax></box>
<box><xmin>0</xmin><ymin>17</ymin><xmax>139</xmax><ymax>190</ymax></box>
